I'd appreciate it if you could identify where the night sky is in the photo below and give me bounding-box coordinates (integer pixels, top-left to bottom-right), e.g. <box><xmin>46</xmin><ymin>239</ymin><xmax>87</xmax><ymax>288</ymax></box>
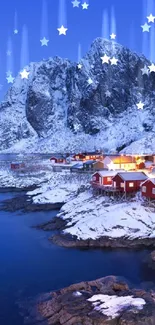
<box><xmin>0</xmin><ymin>0</ymin><xmax>154</xmax><ymax>99</ymax></box>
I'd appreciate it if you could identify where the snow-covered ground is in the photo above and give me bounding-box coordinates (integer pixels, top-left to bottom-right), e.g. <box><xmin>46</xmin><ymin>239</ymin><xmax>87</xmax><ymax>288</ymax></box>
<box><xmin>27</xmin><ymin>172</ymin><xmax>91</xmax><ymax>204</ymax></box>
<box><xmin>56</xmin><ymin>190</ymin><xmax>155</xmax><ymax>241</ymax></box>
<box><xmin>88</xmin><ymin>294</ymin><xmax>145</xmax><ymax>319</ymax></box>
<box><xmin>0</xmin><ymin>169</ymin><xmax>52</xmax><ymax>188</ymax></box>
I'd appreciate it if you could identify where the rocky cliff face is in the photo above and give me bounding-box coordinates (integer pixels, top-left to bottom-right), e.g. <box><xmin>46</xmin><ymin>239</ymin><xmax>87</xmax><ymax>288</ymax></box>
<box><xmin>0</xmin><ymin>38</ymin><xmax>155</xmax><ymax>153</ymax></box>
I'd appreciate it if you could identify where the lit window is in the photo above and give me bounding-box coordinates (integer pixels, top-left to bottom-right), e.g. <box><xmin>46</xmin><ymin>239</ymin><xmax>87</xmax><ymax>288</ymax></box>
<box><xmin>142</xmin><ymin>186</ymin><xmax>146</xmax><ymax>193</ymax></box>
<box><xmin>129</xmin><ymin>182</ymin><xmax>134</xmax><ymax>187</ymax></box>
<box><xmin>107</xmin><ymin>177</ymin><xmax>111</xmax><ymax>181</ymax></box>
<box><xmin>152</xmin><ymin>188</ymin><xmax>155</xmax><ymax>194</ymax></box>
<box><xmin>120</xmin><ymin>182</ymin><xmax>124</xmax><ymax>187</ymax></box>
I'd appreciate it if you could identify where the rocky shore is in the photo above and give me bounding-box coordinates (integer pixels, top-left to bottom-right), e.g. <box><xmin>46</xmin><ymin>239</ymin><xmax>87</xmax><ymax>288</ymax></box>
<box><xmin>0</xmin><ymin>194</ymin><xmax>63</xmax><ymax>212</ymax></box>
<box><xmin>24</xmin><ymin>276</ymin><xmax>155</xmax><ymax>325</ymax></box>
<box><xmin>50</xmin><ymin>233</ymin><xmax>155</xmax><ymax>249</ymax></box>
<box><xmin>0</xmin><ymin>184</ymin><xmax>38</xmax><ymax>193</ymax></box>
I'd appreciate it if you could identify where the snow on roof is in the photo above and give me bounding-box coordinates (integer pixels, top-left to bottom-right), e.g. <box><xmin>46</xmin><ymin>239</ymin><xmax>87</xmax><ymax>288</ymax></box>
<box><xmin>93</xmin><ymin>170</ymin><xmax>124</xmax><ymax>177</ymax></box>
<box><xmin>85</xmin><ymin>152</ymin><xmax>103</xmax><ymax>155</ymax></box>
<box><xmin>116</xmin><ymin>172</ymin><xmax>147</xmax><ymax>181</ymax></box>
<box><xmin>71</xmin><ymin>163</ymin><xmax>83</xmax><ymax>169</ymax></box>
<box><xmin>88</xmin><ymin>294</ymin><xmax>146</xmax><ymax>319</ymax></box>
<box><xmin>50</xmin><ymin>154</ymin><xmax>65</xmax><ymax>159</ymax></box>
<box><xmin>105</xmin><ymin>156</ymin><xmax>136</xmax><ymax>163</ymax></box>
<box><xmin>141</xmin><ymin>178</ymin><xmax>155</xmax><ymax>186</ymax></box>
<box><xmin>83</xmin><ymin>160</ymin><xmax>97</xmax><ymax>165</ymax></box>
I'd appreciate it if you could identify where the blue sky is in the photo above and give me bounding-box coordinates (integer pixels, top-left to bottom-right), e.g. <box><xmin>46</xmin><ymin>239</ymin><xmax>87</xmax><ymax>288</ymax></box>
<box><xmin>0</xmin><ymin>0</ymin><xmax>154</xmax><ymax>99</ymax></box>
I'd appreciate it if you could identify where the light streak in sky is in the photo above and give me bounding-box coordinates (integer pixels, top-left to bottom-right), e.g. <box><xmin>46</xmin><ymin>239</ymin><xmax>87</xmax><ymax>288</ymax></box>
<box><xmin>110</xmin><ymin>6</ymin><xmax>116</xmax><ymax>38</ymax></box>
<box><xmin>148</xmin><ymin>0</ymin><xmax>155</xmax><ymax>62</ymax></box>
<box><xmin>58</xmin><ymin>0</ymin><xmax>67</xmax><ymax>27</ymax></box>
<box><xmin>6</xmin><ymin>37</ymin><xmax>13</xmax><ymax>75</ymax></box>
<box><xmin>41</xmin><ymin>0</ymin><xmax>48</xmax><ymax>39</ymax></box>
<box><xmin>14</xmin><ymin>11</ymin><xmax>18</xmax><ymax>33</ymax></box>
<box><xmin>142</xmin><ymin>0</ymin><xmax>150</xmax><ymax>58</ymax></box>
<box><xmin>20</xmin><ymin>25</ymin><xmax>29</xmax><ymax>69</ymax></box>
<box><xmin>110</xmin><ymin>6</ymin><xmax>116</xmax><ymax>53</ymax></box>
<box><xmin>102</xmin><ymin>9</ymin><xmax>109</xmax><ymax>39</ymax></box>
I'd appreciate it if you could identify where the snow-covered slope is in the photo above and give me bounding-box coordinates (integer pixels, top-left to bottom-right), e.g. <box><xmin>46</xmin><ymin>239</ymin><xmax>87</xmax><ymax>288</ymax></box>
<box><xmin>0</xmin><ymin>38</ymin><xmax>155</xmax><ymax>153</ymax></box>
<box><xmin>57</xmin><ymin>191</ymin><xmax>155</xmax><ymax>241</ymax></box>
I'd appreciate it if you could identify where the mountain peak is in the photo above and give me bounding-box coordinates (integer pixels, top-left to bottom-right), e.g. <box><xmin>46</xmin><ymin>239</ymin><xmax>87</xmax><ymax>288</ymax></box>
<box><xmin>0</xmin><ymin>38</ymin><xmax>155</xmax><ymax>154</ymax></box>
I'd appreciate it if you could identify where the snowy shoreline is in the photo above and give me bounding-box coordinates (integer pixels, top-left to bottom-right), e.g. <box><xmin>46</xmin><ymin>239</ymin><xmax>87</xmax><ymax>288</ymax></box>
<box><xmin>48</xmin><ymin>190</ymin><xmax>155</xmax><ymax>249</ymax></box>
<box><xmin>1</xmin><ymin>169</ymin><xmax>155</xmax><ymax>249</ymax></box>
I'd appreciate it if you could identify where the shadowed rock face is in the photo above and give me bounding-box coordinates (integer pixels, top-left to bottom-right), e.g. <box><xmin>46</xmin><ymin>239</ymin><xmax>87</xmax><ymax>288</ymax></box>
<box><xmin>33</xmin><ymin>276</ymin><xmax>155</xmax><ymax>325</ymax></box>
<box><xmin>0</xmin><ymin>38</ymin><xmax>155</xmax><ymax>153</ymax></box>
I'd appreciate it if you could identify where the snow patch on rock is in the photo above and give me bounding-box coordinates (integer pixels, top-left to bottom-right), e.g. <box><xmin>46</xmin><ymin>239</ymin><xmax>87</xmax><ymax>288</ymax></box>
<box><xmin>88</xmin><ymin>294</ymin><xmax>146</xmax><ymax>319</ymax></box>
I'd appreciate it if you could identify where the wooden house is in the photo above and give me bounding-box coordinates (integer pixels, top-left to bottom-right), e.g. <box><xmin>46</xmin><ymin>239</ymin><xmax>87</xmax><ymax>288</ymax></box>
<box><xmin>11</xmin><ymin>162</ymin><xmax>25</xmax><ymax>170</ymax></box>
<box><xmin>83</xmin><ymin>160</ymin><xmax>104</xmax><ymax>171</ymax></box>
<box><xmin>141</xmin><ymin>178</ymin><xmax>155</xmax><ymax>199</ymax></box>
<box><xmin>112</xmin><ymin>172</ymin><xmax>148</xmax><ymax>192</ymax></box>
<box><xmin>91</xmin><ymin>171</ymin><xmax>118</xmax><ymax>186</ymax></box>
<box><xmin>50</xmin><ymin>155</ymin><xmax>65</xmax><ymax>164</ymax></box>
<box><xmin>73</xmin><ymin>153</ymin><xmax>86</xmax><ymax>161</ymax></box>
<box><xmin>84</xmin><ymin>152</ymin><xmax>104</xmax><ymax>161</ymax></box>
<box><xmin>73</xmin><ymin>152</ymin><xmax>103</xmax><ymax>161</ymax></box>
<box><xmin>103</xmin><ymin>155</ymin><xmax>136</xmax><ymax>171</ymax></box>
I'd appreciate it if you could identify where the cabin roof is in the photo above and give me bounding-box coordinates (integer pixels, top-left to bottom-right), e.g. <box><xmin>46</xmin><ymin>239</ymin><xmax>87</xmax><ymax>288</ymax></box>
<box><xmin>116</xmin><ymin>172</ymin><xmax>147</xmax><ymax>181</ymax></box>
<box><xmin>50</xmin><ymin>154</ymin><xmax>65</xmax><ymax>159</ymax></box>
<box><xmin>141</xmin><ymin>178</ymin><xmax>155</xmax><ymax>186</ymax></box>
<box><xmin>93</xmin><ymin>170</ymin><xmax>124</xmax><ymax>177</ymax></box>
<box><xmin>71</xmin><ymin>163</ymin><xmax>83</xmax><ymax>169</ymax></box>
<box><xmin>84</xmin><ymin>152</ymin><xmax>103</xmax><ymax>155</ymax></box>
<box><xmin>104</xmin><ymin>156</ymin><xmax>136</xmax><ymax>163</ymax></box>
<box><xmin>74</xmin><ymin>153</ymin><xmax>86</xmax><ymax>156</ymax></box>
<box><xmin>83</xmin><ymin>160</ymin><xmax>97</xmax><ymax>165</ymax></box>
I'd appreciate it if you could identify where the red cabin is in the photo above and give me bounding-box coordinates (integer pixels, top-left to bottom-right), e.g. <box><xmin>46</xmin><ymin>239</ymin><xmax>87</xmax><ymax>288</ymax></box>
<box><xmin>112</xmin><ymin>172</ymin><xmax>148</xmax><ymax>192</ymax></box>
<box><xmin>91</xmin><ymin>171</ymin><xmax>117</xmax><ymax>186</ymax></box>
<box><xmin>141</xmin><ymin>178</ymin><xmax>155</xmax><ymax>199</ymax></box>
<box><xmin>50</xmin><ymin>156</ymin><xmax>65</xmax><ymax>164</ymax></box>
<box><xmin>11</xmin><ymin>162</ymin><xmax>25</xmax><ymax>170</ymax></box>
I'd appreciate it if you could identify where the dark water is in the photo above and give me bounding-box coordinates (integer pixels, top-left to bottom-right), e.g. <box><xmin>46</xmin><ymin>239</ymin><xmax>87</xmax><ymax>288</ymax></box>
<box><xmin>0</xmin><ymin>192</ymin><xmax>154</xmax><ymax>325</ymax></box>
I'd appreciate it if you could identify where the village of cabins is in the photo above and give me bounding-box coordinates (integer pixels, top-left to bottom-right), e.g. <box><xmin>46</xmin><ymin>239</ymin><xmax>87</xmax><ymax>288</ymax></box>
<box><xmin>11</xmin><ymin>152</ymin><xmax>155</xmax><ymax>201</ymax></box>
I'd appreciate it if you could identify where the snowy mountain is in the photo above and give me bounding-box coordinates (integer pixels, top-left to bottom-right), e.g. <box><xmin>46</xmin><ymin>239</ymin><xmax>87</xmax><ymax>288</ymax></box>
<box><xmin>0</xmin><ymin>37</ymin><xmax>155</xmax><ymax>153</ymax></box>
